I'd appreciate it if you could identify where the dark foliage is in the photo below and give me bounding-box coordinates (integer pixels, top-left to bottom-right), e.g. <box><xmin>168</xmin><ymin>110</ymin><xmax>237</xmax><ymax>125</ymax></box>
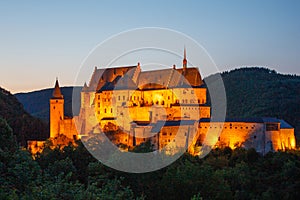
<box><xmin>204</xmin><ymin>67</ymin><xmax>300</xmax><ymax>143</ymax></box>
<box><xmin>0</xmin><ymin>87</ymin><xmax>48</xmax><ymax>145</ymax></box>
<box><xmin>1</xmin><ymin>134</ymin><xmax>300</xmax><ymax>199</ymax></box>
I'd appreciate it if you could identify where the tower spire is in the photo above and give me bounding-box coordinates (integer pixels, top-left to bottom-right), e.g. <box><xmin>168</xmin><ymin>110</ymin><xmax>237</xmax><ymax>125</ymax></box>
<box><xmin>52</xmin><ymin>79</ymin><xmax>63</xmax><ymax>99</ymax></box>
<box><xmin>183</xmin><ymin>46</ymin><xmax>187</xmax><ymax>70</ymax></box>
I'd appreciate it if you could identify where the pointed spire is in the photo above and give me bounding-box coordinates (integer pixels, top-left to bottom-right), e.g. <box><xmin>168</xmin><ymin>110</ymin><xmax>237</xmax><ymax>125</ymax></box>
<box><xmin>52</xmin><ymin>79</ymin><xmax>63</xmax><ymax>99</ymax></box>
<box><xmin>183</xmin><ymin>46</ymin><xmax>187</xmax><ymax>70</ymax></box>
<box><xmin>82</xmin><ymin>82</ymin><xmax>89</xmax><ymax>92</ymax></box>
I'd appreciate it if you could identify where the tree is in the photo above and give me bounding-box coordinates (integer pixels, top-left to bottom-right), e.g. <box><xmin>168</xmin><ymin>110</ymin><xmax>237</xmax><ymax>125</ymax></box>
<box><xmin>0</xmin><ymin>117</ymin><xmax>17</xmax><ymax>152</ymax></box>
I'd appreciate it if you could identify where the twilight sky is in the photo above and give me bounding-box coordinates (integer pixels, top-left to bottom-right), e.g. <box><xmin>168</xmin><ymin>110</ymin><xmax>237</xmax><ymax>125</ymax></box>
<box><xmin>0</xmin><ymin>0</ymin><xmax>299</xmax><ymax>93</ymax></box>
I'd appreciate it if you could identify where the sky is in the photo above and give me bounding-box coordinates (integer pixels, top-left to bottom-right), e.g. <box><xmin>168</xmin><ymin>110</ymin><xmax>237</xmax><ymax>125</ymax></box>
<box><xmin>0</xmin><ymin>0</ymin><xmax>299</xmax><ymax>93</ymax></box>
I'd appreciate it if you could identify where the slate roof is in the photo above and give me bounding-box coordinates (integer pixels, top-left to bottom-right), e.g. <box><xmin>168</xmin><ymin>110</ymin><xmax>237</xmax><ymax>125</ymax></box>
<box><xmin>279</xmin><ymin>119</ymin><xmax>294</xmax><ymax>129</ymax></box>
<box><xmin>198</xmin><ymin>117</ymin><xmax>281</xmax><ymax>123</ymax></box>
<box><xmin>88</xmin><ymin>66</ymin><xmax>137</xmax><ymax>92</ymax></box>
<box><xmin>151</xmin><ymin>120</ymin><xmax>196</xmax><ymax>132</ymax></box>
<box><xmin>52</xmin><ymin>80</ymin><xmax>63</xmax><ymax>99</ymax></box>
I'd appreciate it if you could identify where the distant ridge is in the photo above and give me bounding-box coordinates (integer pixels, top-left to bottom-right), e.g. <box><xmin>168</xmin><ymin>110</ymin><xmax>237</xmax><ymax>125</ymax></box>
<box><xmin>15</xmin><ymin>86</ymin><xmax>82</xmax><ymax>121</ymax></box>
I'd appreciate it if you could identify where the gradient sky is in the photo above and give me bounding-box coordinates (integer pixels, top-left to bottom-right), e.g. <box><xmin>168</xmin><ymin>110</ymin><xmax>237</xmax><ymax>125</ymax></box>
<box><xmin>0</xmin><ymin>0</ymin><xmax>299</xmax><ymax>93</ymax></box>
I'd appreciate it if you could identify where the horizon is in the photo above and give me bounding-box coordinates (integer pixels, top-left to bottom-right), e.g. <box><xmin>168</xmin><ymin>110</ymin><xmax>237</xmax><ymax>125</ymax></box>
<box><xmin>8</xmin><ymin>65</ymin><xmax>299</xmax><ymax>95</ymax></box>
<box><xmin>1</xmin><ymin>1</ymin><xmax>300</xmax><ymax>93</ymax></box>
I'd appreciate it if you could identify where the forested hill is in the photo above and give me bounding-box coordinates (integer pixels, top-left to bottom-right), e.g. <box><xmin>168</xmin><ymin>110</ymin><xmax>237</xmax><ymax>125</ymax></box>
<box><xmin>205</xmin><ymin>67</ymin><xmax>300</xmax><ymax>138</ymax></box>
<box><xmin>0</xmin><ymin>87</ymin><xmax>48</xmax><ymax>145</ymax></box>
<box><xmin>15</xmin><ymin>87</ymin><xmax>82</xmax><ymax>121</ymax></box>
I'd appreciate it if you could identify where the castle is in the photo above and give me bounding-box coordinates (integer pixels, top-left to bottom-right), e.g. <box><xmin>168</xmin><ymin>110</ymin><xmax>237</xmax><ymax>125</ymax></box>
<box><xmin>28</xmin><ymin>49</ymin><xmax>296</xmax><ymax>155</ymax></box>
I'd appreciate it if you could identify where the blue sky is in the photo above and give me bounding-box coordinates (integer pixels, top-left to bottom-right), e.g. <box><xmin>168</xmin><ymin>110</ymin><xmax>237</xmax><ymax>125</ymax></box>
<box><xmin>0</xmin><ymin>0</ymin><xmax>299</xmax><ymax>93</ymax></box>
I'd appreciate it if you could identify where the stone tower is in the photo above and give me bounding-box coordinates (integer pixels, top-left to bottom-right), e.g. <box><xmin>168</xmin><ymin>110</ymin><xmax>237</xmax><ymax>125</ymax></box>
<box><xmin>49</xmin><ymin>79</ymin><xmax>64</xmax><ymax>138</ymax></box>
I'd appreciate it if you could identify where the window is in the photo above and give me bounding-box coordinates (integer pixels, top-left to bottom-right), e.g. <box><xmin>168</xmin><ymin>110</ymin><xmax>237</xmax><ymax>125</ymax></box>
<box><xmin>111</xmin><ymin>108</ymin><xmax>113</xmax><ymax>113</ymax></box>
<box><xmin>266</xmin><ymin>123</ymin><xmax>279</xmax><ymax>131</ymax></box>
<box><xmin>118</xmin><ymin>96</ymin><xmax>120</xmax><ymax>101</ymax></box>
<box><xmin>123</xmin><ymin>96</ymin><xmax>125</xmax><ymax>101</ymax></box>
<box><xmin>104</xmin><ymin>108</ymin><xmax>107</xmax><ymax>113</ymax></box>
<box><xmin>98</xmin><ymin>103</ymin><xmax>100</xmax><ymax>108</ymax></box>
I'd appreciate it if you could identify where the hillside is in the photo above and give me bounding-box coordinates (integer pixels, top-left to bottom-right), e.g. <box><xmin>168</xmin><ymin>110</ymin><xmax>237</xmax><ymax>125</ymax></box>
<box><xmin>205</xmin><ymin>67</ymin><xmax>300</xmax><ymax>138</ymax></box>
<box><xmin>0</xmin><ymin>87</ymin><xmax>48</xmax><ymax>145</ymax></box>
<box><xmin>15</xmin><ymin>87</ymin><xmax>82</xmax><ymax>121</ymax></box>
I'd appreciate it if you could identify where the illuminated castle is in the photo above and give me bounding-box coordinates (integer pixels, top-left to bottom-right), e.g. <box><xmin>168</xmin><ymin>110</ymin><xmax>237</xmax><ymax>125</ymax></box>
<box><xmin>29</xmin><ymin>49</ymin><xmax>296</xmax><ymax>155</ymax></box>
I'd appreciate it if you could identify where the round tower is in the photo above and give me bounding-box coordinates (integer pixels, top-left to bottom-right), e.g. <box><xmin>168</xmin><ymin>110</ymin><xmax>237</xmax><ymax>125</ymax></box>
<box><xmin>49</xmin><ymin>79</ymin><xmax>64</xmax><ymax>138</ymax></box>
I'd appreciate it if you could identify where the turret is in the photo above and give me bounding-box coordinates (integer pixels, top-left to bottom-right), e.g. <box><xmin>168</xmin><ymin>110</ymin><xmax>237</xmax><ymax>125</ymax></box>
<box><xmin>49</xmin><ymin>79</ymin><xmax>64</xmax><ymax>138</ymax></box>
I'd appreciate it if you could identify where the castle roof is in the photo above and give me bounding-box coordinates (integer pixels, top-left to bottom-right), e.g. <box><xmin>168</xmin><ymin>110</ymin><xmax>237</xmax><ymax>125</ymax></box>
<box><xmin>87</xmin><ymin>66</ymin><xmax>137</xmax><ymax>92</ymax></box>
<box><xmin>198</xmin><ymin>117</ymin><xmax>281</xmax><ymax>123</ymax></box>
<box><xmin>137</xmin><ymin>67</ymin><xmax>203</xmax><ymax>90</ymax></box>
<box><xmin>82</xmin><ymin>82</ymin><xmax>89</xmax><ymax>92</ymax></box>
<box><xmin>279</xmin><ymin>119</ymin><xmax>294</xmax><ymax>129</ymax></box>
<box><xmin>97</xmin><ymin>74</ymin><xmax>138</xmax><ymax>92</ymax></box>
<box><xmin>151</xmin><ymin>120</ymin><xmax>196</xmax><ymax>132</ymax></box>
<box><xmin>198</xmin><ymin>117</ymin><xmax>295</xmax><ymax>129</ymax></box>
<box><xmin>138</xmin><ymin>68</ymin><xmax>173</xmax><ymax>90</ymax></box>
<box><xmin>52</xmin><ymin>79</ymin><xmax>63</xmax><ymax>99</ymax></box>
